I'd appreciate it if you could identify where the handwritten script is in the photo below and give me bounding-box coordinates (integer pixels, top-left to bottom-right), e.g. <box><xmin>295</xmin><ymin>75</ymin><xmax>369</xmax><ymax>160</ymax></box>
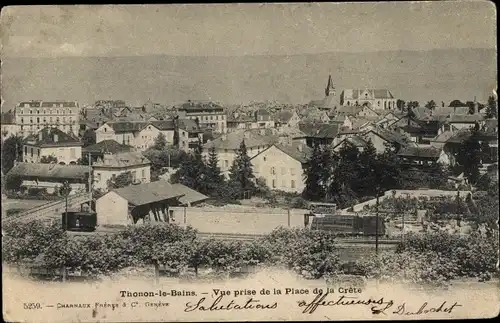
<box><xmin>297</xmin><ymin>292</ymin><xmax>462</xmax><ymax>316</ymax></box>
<box><xmin>184</xmin><ymin>295</ymin><xmax>278</xmax><ymax>312</ymax></box>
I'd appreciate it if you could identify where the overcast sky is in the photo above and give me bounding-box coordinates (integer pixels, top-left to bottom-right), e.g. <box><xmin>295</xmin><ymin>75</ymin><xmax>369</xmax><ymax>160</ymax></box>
<box><xmin>1</xmin><ymin>2</ymin><xmax>496</xmax><ymax>57</ymax></box>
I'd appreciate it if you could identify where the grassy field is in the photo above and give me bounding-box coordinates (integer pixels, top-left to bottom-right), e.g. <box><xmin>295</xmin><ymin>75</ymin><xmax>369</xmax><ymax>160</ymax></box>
<box><xmin>3</xmin><ymin>199</ymin><xmax>51</xmax><ymax>211</ymax></box>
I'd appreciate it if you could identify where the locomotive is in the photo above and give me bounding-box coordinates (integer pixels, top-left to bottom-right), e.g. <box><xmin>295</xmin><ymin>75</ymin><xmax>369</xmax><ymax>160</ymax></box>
<box><xmin>306</xmin><ymin>202</ymin><xmax>385</xmax><ymax>236</ymax></box>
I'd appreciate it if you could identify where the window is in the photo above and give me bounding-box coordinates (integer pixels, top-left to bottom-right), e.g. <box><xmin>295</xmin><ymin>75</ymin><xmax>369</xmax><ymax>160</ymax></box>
<box><xmin>263</xmin><ymin>156</ymin><xmax>267</xmax><ymax>162</ymax></box>
<box><xmin>30</xmin><ymin>118</ymin><xmax>33</xmax><ymax>123</ymax></box>
<box><xmin>30</xmin><ymin>109</ymin><xmax>33</xmax><ymax>114</ymax></box>
<box><xmin>24</xmin><ymin>146</ymin><xmax>27</xmax><ymax>155</ymax></box>
<box><xmin>224</xmin><ymin>149</ymin><xmax>228</xmax><ymax>153</ymax></box>
<box><xmin>97</xmin><ymin>173</ymin><xmax>102</xmax><ymax>181</ymax></box>
<box><xmin>49</xmin><ymin>117</ymin><xmax>53</xmax><ymax>123</ymax></box>
<box><xmin>70</xmin><ymin>148</ymin><xmax>76</xmax><ymax>158</ymax></box>
<box><xmin>290</xmin><ymin>168</ymin><xmax>296</xmax><ymax>176</ymax></box>
<box><xmin>37</xmin><ymin>109</ymin><xmax>40</xmax><ymax>114</ymax></box>
<box><xmin>224</xmin><ymin>160</ymin><xmax>229</xmax><ymax>168</ymax></box>
<box><xmin>21</xmin><ymin>117</ymin><xmax>24</xmax><ymax>124</ymax></box>
<box><xmin>63</xmin><ymin>117</ymin><xmax>66</xmax><ymax>123</ymax></box>
<box><xmin>30</xmin><ymin>147</ymin><xmax>33</xmax><ymax>157</ymax></box>
<box><xmin>281</xmin><ymin>180</ymin><xmax>286</xmax><ymax>187</ymax></box>
<box><xmin>270</xmin><ymin>167</ymin><xmax>276</xmax><ymax>175</ymax></box>
<box><xmin>37</xmin><ymin>149</ymin><xmax>40</xmax><ymax>157</ymax></box>
<box><xmin>36</xmin><ymin>117</ymin><xmax>40</xmax><ymax>123</ymax></box>
<box><xmin>281</xmin><ymin>167</ymin><xmax>286</xmax><ymax>175</ymax></box>
<box><xmin>291</xmin><ymin>180</ymin><xmax>296</xmax><ymax>189</ymax></box>
<box><xmin>142</xmin><ymin>169</ymin><xmax>145</xmax><ymax>178</ymax></box>
<box><xmin>49</xmin><ymin>109</ymin><xmax>52</xmax><ymax>114</ymax></box>
<box><xmin>272</xmin><ymin>179</ymin><xmax>276</xmax><ymax>188</ymax></box>
<box><xmin>20</xmin><ymin>109</ymin><xmax>23</xmax><ymax>114</ymax></box>
<box><xmin>132</xmin><ymin>171</ymin><xmax>137</xmax><ymax>181</ymax></box>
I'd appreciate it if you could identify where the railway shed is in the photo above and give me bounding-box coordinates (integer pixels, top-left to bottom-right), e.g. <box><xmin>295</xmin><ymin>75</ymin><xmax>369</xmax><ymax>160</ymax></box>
<box><xmin>96</xmin><ymin>181</ymin><xmax>208</xmax><ymax>226</ymax></box>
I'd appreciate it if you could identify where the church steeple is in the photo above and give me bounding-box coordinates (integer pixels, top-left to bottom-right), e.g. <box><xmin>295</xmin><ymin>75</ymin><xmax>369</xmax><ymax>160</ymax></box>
<box><xmin>325</xmin><ymin>75</ymin><xmax>335</xmax><ymax>97</ymax></box>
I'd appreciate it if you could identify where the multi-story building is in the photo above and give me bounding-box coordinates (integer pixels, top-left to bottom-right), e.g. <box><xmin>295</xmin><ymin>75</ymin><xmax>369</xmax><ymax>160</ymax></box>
<box><xmin>92</xmin><ymin>151</ymin><xmax>151</xmax><ymax>191</ymax></box>
<box><xmin>340</xmin><ymin>89</ymin><xmax>397</xmax><ymax>111</ymax></box>
<box><xmin>95</xmin><ymin>121</ymin><xmax>162</xmax><ymax>151</ymax></box>
<box><xmin>14</xmin><ymin>100</ymin><xmax>80</xmax><ymax>137</ymax></box>
<box><xmin>251</xmin><ymin>143</ymin><xmax>311</xmax><ymax>193</ymax></box>
<box><xmin>203</xmin><ymin>130</ymin><xmax>276</xmax><ymax>177</ymax></box>
<box><xmin>23</xmin><ymin>127</ymin><xmax>82</xmax><ymax>165</ymax></box>
<box><xmin>176</xmin><ymin>100</ymin><xmax>227</xmax><ymax>133</ymax></box>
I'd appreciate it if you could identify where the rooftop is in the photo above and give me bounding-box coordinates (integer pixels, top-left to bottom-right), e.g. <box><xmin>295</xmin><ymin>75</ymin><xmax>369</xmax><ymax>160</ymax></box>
<box><xmin>25</xmin><ymin>128</ymin><xmax>81</xmax><ymax>147</ymax></box>
<box><xmin>298</xmin><ymin>122</ymin><xmax>339</xmax><ymax>138</ymax></box>
<box><xmin>7</xmin><ymin>162</ymin><xmax>89</xmax><ymax>180</ymax></box>
<box><xmin>112</xmin><ymin>181</ymin><xmax>208</xmax><ymax>207</ymax></box>
<box><xmin>83</xmin><ymin>140</ymin><xmax>134</xmax><ymax>155</ymax></box>
<box><xmin>107</xmin><ymin>121</ymin><xmax>149</xmax><ymax>133</ymax></box>
<box><xmin>93</xmin><ymin>151</ymin><xmax>150</xmax><ymax>168</ymax></box>
<box><xmin>204</xmin><ymin>130</ymin><xmax>275</xmax><ymax>150</ymax></box>
<box><xmin>397</xmin><ymin>146</ymin><xmax>442</xmax><ymax>159</ymax></box>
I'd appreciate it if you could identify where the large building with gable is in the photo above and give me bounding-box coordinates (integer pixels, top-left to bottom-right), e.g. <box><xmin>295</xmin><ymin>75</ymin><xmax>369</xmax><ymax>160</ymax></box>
<box><xmin>340</xmin><ymin>89</ymin><xmax>398</xmax><ymax>111</ymax></box>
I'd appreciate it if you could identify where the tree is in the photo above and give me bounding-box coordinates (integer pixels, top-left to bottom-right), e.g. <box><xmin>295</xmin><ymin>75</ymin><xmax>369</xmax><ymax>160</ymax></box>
<box><xmin>407</xmin><ymin>101</ymin><xmax>419</xmax><ymax>109</ymax></box>
<box><xmin>204</xmin><ymin>146</ymin><xmax>224</xmax><ymax>196</ymax></box>
<box><xmin>152</xmin><ymin>133</ymin><xmax>167</xmax><ymax>151</ymax></box>
<box><xmin>425</xmin><ymin>100</ymin><xmax>437</xmax><ymax>110</ymax></box>
<box><xmin>40</xmin><ymin>155</ymin><xmax>58</xmax><ymax>164</ymax></box>
<box><xmin>5</xmin><ymin>174</ymin><xmax>23</xmax><ymax>191</ymax></box>
<box><xmin>455</xmin><ymin>131</ymin><xmax>482</xmax><ymax>185</ymax></box>
<box><xmin>1</xmin><ymin>135</ymin><xmax>23</xmax><ymax>173</ymax></box>
<box><xmin>327</xmin><ymin>141</ymin><xmax>359</xmax><ymax>207</ymax></box>
<box><xmin>485</xmin><ymin>95</ymin><xmax>497</xmax><ymax>119</ymax></box>
<box><xmin>76</xmin><ymin>154</ymin><xmax>90</xmax><ymax>166</ymax></box>
<box><xmin>355</xmin><ymin>139</ymin><xmax>378</xmax><ymax>196</ymax></box>
<box><xmin>396</xmin><ymin>99</ymin><xmax>405</xmax><ymax>111</ymax></box>
<box><xmin>107</xmin><ymin>172</ymin><xmax>134</xmax><ymax>190</ymax></box>
<box><xmin>228</xmin><ymin>140</ymin><xmax>256</xmax><ymax>199</ymax></box>
<box><xmin>302</xmin><ymin>143</ymin><xmax>324</xmax><ymax>201</ymax></box>
<box><xmin>81</xmin><ymin>129</ymin><xmax>96</xmax><ymax>147</ymax></box>
<box><xmin>170</xmin><ymin>140</ymin><xmax>207</xmax><ymax>193</ymax></box>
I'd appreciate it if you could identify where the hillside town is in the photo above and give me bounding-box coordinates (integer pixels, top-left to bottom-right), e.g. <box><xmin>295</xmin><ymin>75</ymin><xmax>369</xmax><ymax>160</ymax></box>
<box><xmin>2</xmin><ymin>74</ymin><xmax>498</xmax><ymax>284</ymax></box>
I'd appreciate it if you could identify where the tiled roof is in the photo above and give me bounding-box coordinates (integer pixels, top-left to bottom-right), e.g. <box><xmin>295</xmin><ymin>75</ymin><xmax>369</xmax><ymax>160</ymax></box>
<box><xmin>40</xmin><ymin>101</ymin><xmax>77</xmax><ymax>108</ymax></box>
<box><xmin>447</xmin><ymin>114</ymin><xmax>484</xmax><ymax>123</ymax></box>
<box><xmin>83</xmin><ymin>140</ymin><xmax>134</xmax><ymax>154</ymax></box>
<box><xmin>367</xmin><ymin>127</ymin><xmax>409</xmax><ymax>146</ymax></box>
<box><xmin>7</xmin><ymin>162</ymin><xmax>89</xmax><ymax>180</ymax></box>
<box><xmin>25</xmin><ymin>127</ymin><xmax>81</xmax><ymax>147</ymax></box>
<box><xmin>431</xmin><ymin>130</ymin><xmax>454</xmax><ymax>143</ymax></box>
<box><xmin>178</xmin><ymin>101</ymin><xmax>224</xmax><ymax>111</ymax></box>
<box><xmin>398</xmin><ymin>146</ymin><xmax>442</xmax><ymax>159</ymax></box>
<box><xmin>299</xmin><ymin>122</ymin><xmax>339</xmax><ymax>138</ymax></box>
<box><xmin>108</xmin><ymin>121</ymin><xmax>149</xmax><ymax>133</ymax></box>
<box><xmin>17</xmin><ymin>101</ymin><xmax>42</xmax><ymax>108</ymax></box>
<box><xmin>335</xmin><ymin>105</ymin><xmax>364</xmax><ymax>116</ymax></box>
<box><xmin>112</xmin><ymin>181</ymin><xmax>207</xmax><ymax>206</ymax></box>
<box><xmin>93</xmin><ymin>151</ymin><xmax>150</xmax><ymax>168</ymax></box>
<box><xmin>204</xmin><ymin>130</ymin><xmax>274</xmax><ymax>150</ymax></box>
<box><xmin>151</xmin><ymin>120</ymin><xmax>175</xmax><ymax>131</ymax></box>
<box><xmin>1</xmin><ymin>112</ymin><xmax>15</xmax><ymax>124</ymax></box>
<box><xmin>333</xmin><ymin>135</ymin><xmax>368</xmax><ymax>150</ymax></box>
<box><xmin>273</xmin><ymin>144</ymin><xmax>312</xmax><ymax>163</ymax></box>
<box><xmin>177</xmin><ymin>119</ymin><xmax>199</xmax><ymax>132</ymax></box>
<box><xmin>275</xmin><ymin>110</ymin><xmax>294</xmax><ymax>123</ymax></box>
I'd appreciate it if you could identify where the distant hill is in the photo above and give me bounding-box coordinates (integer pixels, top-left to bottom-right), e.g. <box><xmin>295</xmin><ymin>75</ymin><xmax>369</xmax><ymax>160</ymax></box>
<box><xmin>1</xmin><ymin>48</ymin><xmax>496</xmax><ymax>111</ymax></box>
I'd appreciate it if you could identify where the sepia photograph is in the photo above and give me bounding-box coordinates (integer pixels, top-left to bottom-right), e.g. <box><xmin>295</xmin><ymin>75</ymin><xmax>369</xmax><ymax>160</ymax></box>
<box><xmin>1</xmin><ymin>2</ymin><xmax>498</xmax><ymax>322</ymax></box>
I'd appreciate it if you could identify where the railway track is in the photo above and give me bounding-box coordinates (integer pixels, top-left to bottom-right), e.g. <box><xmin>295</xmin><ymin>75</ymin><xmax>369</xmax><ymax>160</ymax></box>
<box><xmin>2</xmin><ymin>193</ymin><xmax>91</xmax><ymax>225</ymax></box>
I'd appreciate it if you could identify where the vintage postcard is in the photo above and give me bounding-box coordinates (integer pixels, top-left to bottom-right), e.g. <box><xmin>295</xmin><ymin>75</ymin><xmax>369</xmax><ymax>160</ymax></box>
<box><xmin>1</xmin><ymin>2</ymin><xmax>499</xmax><ymax>322</ymax></box>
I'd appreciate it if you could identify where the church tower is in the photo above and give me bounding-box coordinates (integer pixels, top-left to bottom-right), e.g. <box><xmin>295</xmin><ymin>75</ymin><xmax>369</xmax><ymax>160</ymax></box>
<box><xmin>325</xmin><ymin>75</ymin><xmax>336</xmax><ymax>97</ymax></box>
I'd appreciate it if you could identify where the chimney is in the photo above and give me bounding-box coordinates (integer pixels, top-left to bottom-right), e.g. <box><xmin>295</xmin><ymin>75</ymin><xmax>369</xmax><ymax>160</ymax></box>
<box><xmin>473</xmin><ymin>96</ymin><xmax>478</xmax><ymax>115</ymax></box>
<box><xmin>53</xmin><ymin>133</ymin><xmax>58</xmax><ymax>143</ymax></box>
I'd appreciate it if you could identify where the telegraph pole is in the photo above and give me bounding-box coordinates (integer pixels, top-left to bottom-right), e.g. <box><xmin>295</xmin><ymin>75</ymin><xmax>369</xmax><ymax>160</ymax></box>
<box><xmin>375</xmin><ymin>185</ymin><xmax>379</xmax><ymax>255</ymax></box>
<box><xmin>88</xmin><ymin>152</ymin><xmax>92</xmax><ymax>210</ymax></box>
